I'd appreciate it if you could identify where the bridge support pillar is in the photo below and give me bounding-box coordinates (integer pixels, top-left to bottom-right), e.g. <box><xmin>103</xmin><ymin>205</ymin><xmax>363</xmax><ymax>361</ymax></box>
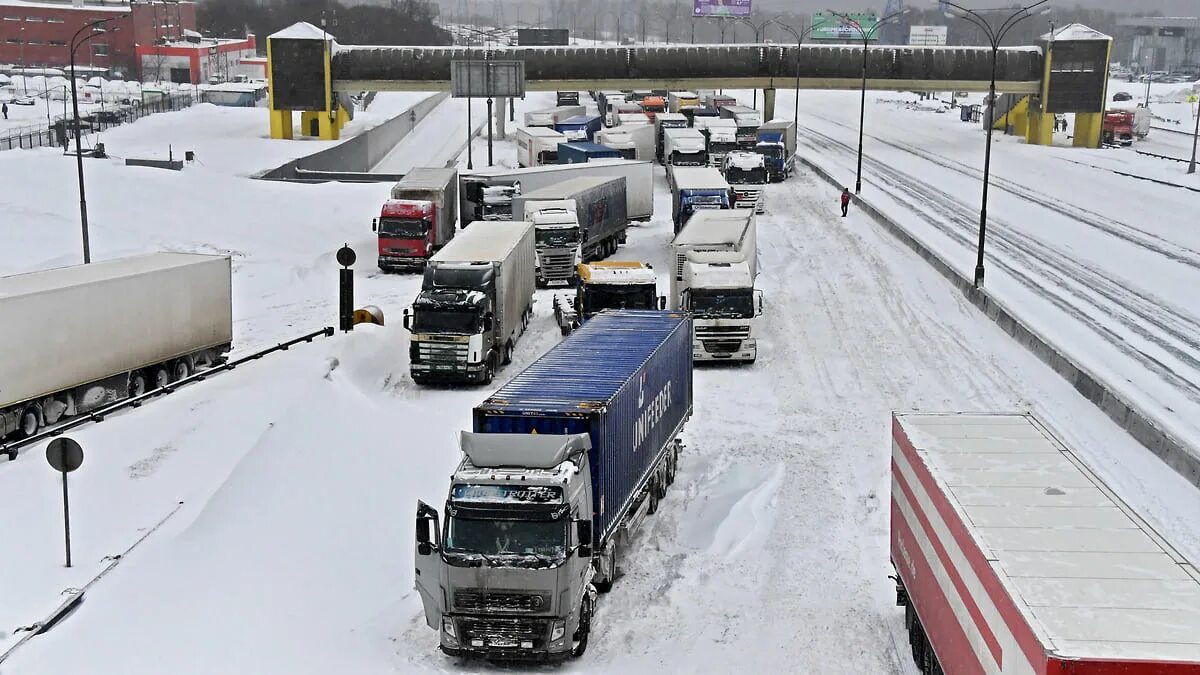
<box><xmin>1025</xmin><ymin>111</ymin><xmax>1053</xmax><ymax>146</ymax></box>
<box><xmin>336</xmin><ymin>105</ymin><xmax>351</xmax><ymax>132</ymax></box>
<box><xmin>1072</xmin><ymin>112</ymin><xmax>1102</xmax><ymax>149</ymax></box>
<box><xmin>495</xmin><ymin>97</ymin><xmax>507</xmax><ymax>140</ymax></box>
<box><xmin>269</xmin><ymin>109</ymin><xmax>293</xmax><ymax>140</ymax></box>
<box><xmin>762</xmin><ymin>88</ymin><xmax>776</xmax><ymax>121</ymax></box>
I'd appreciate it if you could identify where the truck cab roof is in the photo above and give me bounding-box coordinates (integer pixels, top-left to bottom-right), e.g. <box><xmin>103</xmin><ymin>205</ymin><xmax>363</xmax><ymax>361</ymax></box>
<box><xmin>724</xmin><ymin>152</ymin><xmax>765</xmax><ymax>170</ymax></box>
<box><xmin>578</xmin><ymin>261</ymin><xmax>657</xmax><ymax>286</ymax></box>
<box><xmin>684</xmin><ymin>260</ymin><xmax>753</xmax><ymax>288</ymax></box>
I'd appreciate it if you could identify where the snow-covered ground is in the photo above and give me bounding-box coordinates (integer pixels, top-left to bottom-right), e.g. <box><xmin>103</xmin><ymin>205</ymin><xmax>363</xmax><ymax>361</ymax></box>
<box><xmin>2</xmin><ymin>88</ymin><xmax>1198</xmax><ymax>673</ymax></box>
<box><xmin>775</xmin><ymin>85</ymin><xmax>1200</xmax><ymax>464</ymax></box>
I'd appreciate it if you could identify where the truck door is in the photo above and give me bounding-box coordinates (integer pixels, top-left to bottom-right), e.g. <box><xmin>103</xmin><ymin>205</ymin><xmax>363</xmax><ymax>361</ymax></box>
<box><xmin>414</xmin><ymin>501</ymin><xmax>445</xmax><ymax>629</ymax></box>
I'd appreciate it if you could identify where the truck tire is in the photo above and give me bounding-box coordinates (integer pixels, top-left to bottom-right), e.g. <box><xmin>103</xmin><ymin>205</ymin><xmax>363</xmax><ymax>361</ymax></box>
<box><xmin>19</xmin><ymin>407</ymin><xmax>40</xmax><ymax>439</ymax></box>
<box><xmin>503</xmin><ymin>341</ymin><xmax>514</xmax><ymax>365</ymax></box>
<box><xmin>129</xmin><ymin>372</ymin><xmax>148</xmax><ymax>398</ymax></box>
<box><xmin>571</xmin><ymin>595</ymin><xmax>593</xmax><ymax>658</ymax></box>
<box><xmin>482</xmin><ymin>356</ymin><xmax>496</xmax><ymax>386</ymax></box>
<box><xmin>173</xmin><ymin>359</ymin><xmax>192</xmax><ymax>382</ymax></box>
<box><xmin>153</xmin><ymin>366</ymin><xmax>171</xmax><ymax>390</ymax></box>
<box><xmin>647</xmin><ymin>477</ymin><xmax>660</xmax><ymax>514</ymax></box>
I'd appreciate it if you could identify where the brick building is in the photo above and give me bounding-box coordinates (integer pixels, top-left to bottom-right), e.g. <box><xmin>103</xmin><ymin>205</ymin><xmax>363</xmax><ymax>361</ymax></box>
<box><xmin>137</xmin><ymin>32</ymin><xmax>259</xmax><ymax>84</ymax></box>
<box><xmin>0</xmin><ymin>0</ymin><xmax>198</xmax><ymax>79</ymax></box>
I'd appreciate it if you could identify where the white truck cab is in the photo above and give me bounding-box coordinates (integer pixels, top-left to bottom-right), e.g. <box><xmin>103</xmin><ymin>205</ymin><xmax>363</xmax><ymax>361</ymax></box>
<box><xmin>525</xmin><ymin>199</ymin><xmax>583</xmax><ymax>287</ymax></box>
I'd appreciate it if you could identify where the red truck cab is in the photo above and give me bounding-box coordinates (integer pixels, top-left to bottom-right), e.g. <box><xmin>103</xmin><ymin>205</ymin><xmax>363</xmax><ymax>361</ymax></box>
<box><xmin>375</xmin><ymin>200</ymin><xmax>439</xmax><ymax>271</ymax></box>
<box><xmin>641</xmin><ymin>96</ymin><xmax>667</xmax><ymax>122</ymax></box>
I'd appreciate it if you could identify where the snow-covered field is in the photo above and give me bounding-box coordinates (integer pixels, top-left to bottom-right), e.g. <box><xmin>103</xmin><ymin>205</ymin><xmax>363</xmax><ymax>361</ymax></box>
<box><xmin>1</xmin><ymin>85</ymin><xmax>1198</xmax><ymax>673</ymax></box>
<box><xmin>778</xmin><ymin>85</ymin><xmax>1200</xmax><ymax>464</ymax></box>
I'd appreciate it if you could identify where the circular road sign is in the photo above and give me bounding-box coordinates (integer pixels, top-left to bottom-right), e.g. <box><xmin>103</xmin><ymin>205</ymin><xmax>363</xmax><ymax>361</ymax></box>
<box><xmin>336</xmin><ymin>245</ymin><xmax>357</xmax><ymax>267</ymax></box>
<box><xmin>46</xmin><ymin>437</ymin><xmax>84</xmax><ymax>473</ymax></box>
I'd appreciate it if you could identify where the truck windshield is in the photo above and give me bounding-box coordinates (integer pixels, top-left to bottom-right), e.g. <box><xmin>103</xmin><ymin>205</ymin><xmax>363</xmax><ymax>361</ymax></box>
<box><xmin>725</xmin><ymin>168</ymin><xmax>765</xmax><ymax>185</ymax></box>
<box><xmin>691</xmin><ymin>288</ymin><xmax>754</xmax><ymax>319</ymax></box>
<box><xmin>412</xmin><ymin>309</ymin><xmax>479</xmax><ymax>333</ymax></box>
<box><xmin>710</xmin><ymin>141</ymin><xmax>739</xmax><ymax>154</ymax></box>
<box><xmin>536</xmin><ymin>226</ymin><xmax>580</xmax><ymax>248</ymax></box>
<box><xmin>756</xmin><ymin>146</ymin><xmax>783</xmax><ymax>159</ymax></box>
<box><xmin>583</xmin><ymin>284</ymin><xmax>657</xmax><ymax>316</ymax></box>
<box><xmin>379</xmin><ymin>218</ymin><xmax>428</xmax><ymax>238</ymax></box>
<box><xmin>447</xmin><ymin>516</ymin><xmax>567</xmax><ymax>559</ymax></box>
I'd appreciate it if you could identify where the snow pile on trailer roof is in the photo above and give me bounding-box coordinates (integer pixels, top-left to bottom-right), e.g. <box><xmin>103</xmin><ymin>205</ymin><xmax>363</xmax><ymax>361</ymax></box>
<box><xmin>896</xmin><ymin>413</ymin><xmax>1200</xmax><ymax>663</ymax></box>
<box><xmin>725</xmin><ymin>152</ymin><xmax>765</xmax><ymax>170</ymax></box>
<box><xmin>0</xmin><ymin>252</ymin><xmax>225</xmax><ymax>299</ymax></box>
<box><xmin>429</xmin><ymin>221</ymin><xmax>532</xmax><ymax>263</ymax></box>
<box><xmin>674</xmin><ymin>211</ymin><xmax>753</xmax><ymax>245</ymax></box>
<box><xmin>669</xmin><ymin>166</ymin><xmax>730</xmax><ymax>189</ymax></box>
<box><xmin>394</xmin><ymin>167</ymin><xmax>456</xmax><ymax>191</ymax></box>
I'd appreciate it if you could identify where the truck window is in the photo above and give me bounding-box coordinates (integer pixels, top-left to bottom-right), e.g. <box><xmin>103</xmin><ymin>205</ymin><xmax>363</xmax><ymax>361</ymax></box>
<box><xmin>690</xmin><ymin>287</ymin><xmax>754</xmax><ymax>319</ymax></box>
<box><xmin>535</xmin><ymin>226</ymin><xmax>580</xmax><ymax>248</ymax></box>
<box><xmin>447</xmin><ymin>516</ymin><xmax>567</xmax><ymax>558</ymax></box>
<box><xmin>412</xmin><ymin>308</ymin><xmax>479</xmax><ymax>333</ymax></box>
<box><xmin>378</xmin><ymin>218</ymin><xmax>428</xmax><ymax>238</ymax></box>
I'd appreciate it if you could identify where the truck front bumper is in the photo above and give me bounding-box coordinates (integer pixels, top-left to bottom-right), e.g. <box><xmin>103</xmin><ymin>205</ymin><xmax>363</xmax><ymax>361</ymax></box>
<box><xmin>695</xmin><ymin>338</ymin><xmax>756</xmax><ymax>362</ymax></box>
<box><xmin>410</xmin><ymin>362</ymin><xmax>487</xmax><ymax>383</ymax></box>
<box><xmin>378</xmin><ymin>255</ymin><xmax>427</xmax><ymax>271</ymax></box>
<box><xmin>440</xmin><ymin>615</ymin><xmax>572</xmax><ymax>662</ymax></box>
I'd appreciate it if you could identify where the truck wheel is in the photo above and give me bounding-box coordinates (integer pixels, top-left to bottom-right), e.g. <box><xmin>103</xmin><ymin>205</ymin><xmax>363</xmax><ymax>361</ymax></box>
<box><xmin>153</xmin><ymin>366</ymin><xmax>171</xmax><ymax>390</ymax></box>
<box><xmin>503</xmin><ymin>341</ymin><xmax>514</xmax><ymax>365</ymax></box>
<box><xmin>593</xmin><ymin>544</ymin><xmax>617</xmax><ymax>593</ymax></box>
<box><xmin>561</xmin><ymin>324</ymin><xmax>571</xmax><ymax>336</ymax></box>
<box><xmin>647</xmin><ymin>478</ymin><xmax>660</xmax><ymax>514</ymax></box>
<box><xmin>173</xmin><ymin>359</ymin><xmax>192</xmax><ymax>382</ymax></box>
<box><xmin>570</xmin><ymin>595</ymin><xmax>593</xmax><ymax>658</ymax></box>
<box><xmin>482</xmin><ymin>356</ymin><xmax>495</xmax><ymax>385</ymax></box>
<box><xmin>19</xmin><ymin>407</ymin><xmax>40</xmax><ymax>439</ymax></box>
<box><xmin>129</xmin><ymin>372</ymin><xmax>148</xmax><ymax>398</ymax></box>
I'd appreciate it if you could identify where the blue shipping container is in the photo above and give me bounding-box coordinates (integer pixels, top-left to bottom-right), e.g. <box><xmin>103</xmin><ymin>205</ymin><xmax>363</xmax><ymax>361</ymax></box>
<box><xmin>557</xmin><ymin>142</ymin><xmax>622</xmax><ymax>164</ymax></box>
<box><xmin>473</xmin><ymin>310</ymin><xmax>693</xmax><ymax>546</ymax></box>
<box><xmin>554</xmin><ymin>114</ymin><xmax>604</xmax><ymax>142</ymax></box>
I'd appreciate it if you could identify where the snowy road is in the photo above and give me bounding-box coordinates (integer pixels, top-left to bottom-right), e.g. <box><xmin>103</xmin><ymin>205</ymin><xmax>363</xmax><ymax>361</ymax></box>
<box><xmin>786</xmin><ymin>89</ymin><xmax>1200</xmax><ymax>457</ymax></box>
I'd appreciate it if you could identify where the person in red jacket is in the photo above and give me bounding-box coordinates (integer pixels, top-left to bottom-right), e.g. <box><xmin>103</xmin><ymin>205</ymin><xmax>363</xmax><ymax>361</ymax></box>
<box><xmin>840</xmin><ymin>187</ymin><xmax>851</xmax><ymax>217</ymax></box>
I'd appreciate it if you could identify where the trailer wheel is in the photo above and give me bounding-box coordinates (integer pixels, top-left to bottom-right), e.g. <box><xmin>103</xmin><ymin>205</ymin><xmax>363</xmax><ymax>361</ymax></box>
<box><xmin>647</xmin><ymin>478</ymin><xmax>660</xmax><ymax>514</ymax></box>
<box><xmin>173</xmin><ymin>359</ymin><xmax>192</xmax><ymax>382</ymax></box>
<box><xmin>593</xmin><ymin>544</ymin><xmax>617</xmax><ymax>593</ymax></box>
<box><xmin>129</xmin><ymin>372</ymin><xmax>148</xmax><ymax>398</ymax></box>
<box><xmin>153</xmin><ymin>366</ymin><xmax>171</xmax><ymax>390</ymax></box>
<box><xmin>570</xmin><ymin>595</ymin><xmax>593</xmax><ymax>658</ymax></box>
<box><xmin>19</xmin><ymin>407</ymin><xmax>40</xmax><ymax>439</ymax></box>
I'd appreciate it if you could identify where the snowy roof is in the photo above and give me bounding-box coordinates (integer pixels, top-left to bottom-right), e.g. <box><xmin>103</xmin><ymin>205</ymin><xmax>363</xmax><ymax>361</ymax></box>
<box><xmin>430</xmin><ymin>220</ymin><xmax>532</xmax><ymax>264</ymax></box>
<box><xmin>579</xmin><ymin>262</ymin><xmax>656</xmax><ymax>286</ymax></box>
<box><xmin>270</xmin><ymin>22</ymin><xmax>332</xmax><ymax>41</ymax></box>
<box><xmin>0</xmin><ymin>0</ymin><xmax>129</xmax><ymax>12</ymax></box>
<box><xmin>674</xmin><ymin>210</ymin><xmax>753</xmax><ymax>246</ymax></box>
<box><xmin>894</xmin><ymin>413</ymin><xmax>1200</xmax><ymax>663</ymax></box>
<box><xmin>0</xmin><ymin>253</ymin><xmax>225</xmax><ymax>299</ymax></box>
<box><xmin>685</xmin><ymin>260</ymin><xmax>752</xmax><ymax>288</ymax></box>
<box><xmin>669</xmin><ymin>166</ymin><xmax>730</xmax><ymax>190</ymax></box>
<box><xmin>1042</xmin><ymin>23</ymin><xmax>1111</xmax><ymax>42</ymax></box>
<box><xmin>518</xmin><ymin>126</ymin><xmax>565</xmax><ymax>138</ymax></box>
<box><xmin>725</xmin><ymin>152</ymin><xmax>764</xmax><ymax>170</ymax></box>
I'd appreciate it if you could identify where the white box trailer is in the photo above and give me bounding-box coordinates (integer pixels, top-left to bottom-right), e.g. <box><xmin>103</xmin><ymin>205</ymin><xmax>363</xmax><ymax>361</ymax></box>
<box><xmin>595</xmin><ymin>124</ymin><xmax>655</xmax><ymax>161</ymax></box>
<box><xmin>670</xmin><ymin>209</ymin><xmax>756</xmax><ymax>308</ymax></box>
<box><xmin>0</xmin><ymin>253</ymin><xmax>233</xmax><ymax>450</ymax></box>
<box><xmin>891</xmin><ymin>412</ymin><xmax>1200</xmax><ymax>675</ymax></box>
<box><xmin>524</xmin><ymin>105</ymin><xmax>585</xmax><ymax>127</ymax></box>
<box><xmin>515</xmin><ymin>126</ymin><xmax>566</xmax><ymax>167</ymax></box>
<box><xmin>460</xmin><ymin>159</ymin><xmax>653</xmax><ymax>225</ymax></box>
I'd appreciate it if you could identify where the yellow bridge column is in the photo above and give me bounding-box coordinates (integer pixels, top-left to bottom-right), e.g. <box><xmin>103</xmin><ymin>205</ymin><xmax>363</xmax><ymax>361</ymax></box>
<box><xmin>336</xmin><ymin>105</ymin><xmax>351</xmax><ymax>131</ymax></box>
<box><xmin>318</xmin><ymin>111</ymin><xmax>340</xmax><ymax>141</ymax></box>
<box><xmin>1073</xmin><ymin>112</ymin><xmax>1102</xmax><ymax>148</ymax></box>
<box><xmin>269</xmin><ymin>109</ymin><xmax>293</xmax><ymax>140</ymax></box>
<box><xmin>1025</xmin><ymin>111</ymin><xmax>1053</xmax><ymax>146</ymax></box>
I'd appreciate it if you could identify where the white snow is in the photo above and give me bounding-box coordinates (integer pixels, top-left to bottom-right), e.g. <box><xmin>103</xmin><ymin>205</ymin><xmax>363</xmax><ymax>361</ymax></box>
<box><xmin>269</xmin><ymin>21</ymin><xmax>331</xmax><ymax>40</ymax></box>
<box><xmin>1042</xmin><ymin>23</ymin><xmax>1111</xmax><ymax>41</ymax></box>
<box><xmin>0</xmin><ymin>84</ymin><xmax>1197</xmax><ymax>674</ymax></box>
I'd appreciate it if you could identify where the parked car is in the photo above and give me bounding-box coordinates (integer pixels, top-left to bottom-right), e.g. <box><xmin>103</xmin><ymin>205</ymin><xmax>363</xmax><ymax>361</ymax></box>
<box><xmin>1112</xmin><ymin>91</ymin><xmax>1133</xmax><ymax>101</ymax></box>
<box><xmin>12</xmin><ymin>96</ymin><xmax>36</xmax><ymax>106</ymax></box>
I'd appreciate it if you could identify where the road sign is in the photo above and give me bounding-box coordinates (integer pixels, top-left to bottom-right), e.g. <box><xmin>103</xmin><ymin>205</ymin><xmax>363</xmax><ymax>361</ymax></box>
<box><xmin>693</xmin><ymin>0</ymin><xmax>751</xmax><ymax>18</ymax></box>
<box><xmin>336</xmin><ymin>244</ymin><xmax>356</xmax><ymax>267</ymax></box>
<box><xmin>811</xmin><ymin>12</ymin><xmax>881</xmax><ymax>41</ymax></box>
<box><xmin>909</xmin><ymin>25</ymin><xmax>948</xmax><ymax>46</ymax></box>
<box><xmin>46</xmin><ymin>437</ymin><xmax>84</xmax><ymax>473</ymax></box>
<box><xmin>451</xmin><ymin>60</ymin><xmax>526</xmax><ymax>99</ymax></box>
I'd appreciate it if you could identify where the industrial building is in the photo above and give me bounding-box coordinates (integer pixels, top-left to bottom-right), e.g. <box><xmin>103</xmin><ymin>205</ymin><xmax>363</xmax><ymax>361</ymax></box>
<box><xmin>1117</xmin><ymin>16</ymin><xmax>1200</xmax><ymax>74</ymax></box>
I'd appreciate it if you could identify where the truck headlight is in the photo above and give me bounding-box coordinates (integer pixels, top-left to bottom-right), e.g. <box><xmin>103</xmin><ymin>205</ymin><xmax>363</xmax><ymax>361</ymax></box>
<box><xmin>550</xmin><ymin>620</ymin><xmax>566</xmax><ymax>641</ymax></box>
<box><xmin>442</xmin><ymin>617</ymin><xmax>457</xmax><ymax>638</ymax></box>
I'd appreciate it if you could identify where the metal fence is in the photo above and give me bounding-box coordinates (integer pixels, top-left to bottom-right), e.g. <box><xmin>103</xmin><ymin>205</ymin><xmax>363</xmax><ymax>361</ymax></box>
<box><xmin>0</xmin><ymin>93</ymin><xmax>197</xmax><ymax>152</ymax></box>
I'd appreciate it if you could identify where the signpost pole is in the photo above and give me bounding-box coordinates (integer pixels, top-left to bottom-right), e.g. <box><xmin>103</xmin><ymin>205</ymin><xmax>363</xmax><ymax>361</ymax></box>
<box><xmin>62</xmin><ymin>470</ymin><xmax>72</xmax><ymax>567</ymax></box>
<box><xmin>46</xmin><ymin>437</ymin><xmax>84</xmax><ymax>568</ymax></box>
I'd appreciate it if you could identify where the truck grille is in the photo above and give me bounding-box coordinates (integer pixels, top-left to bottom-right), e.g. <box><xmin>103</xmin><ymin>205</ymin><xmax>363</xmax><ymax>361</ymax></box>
<box><xmin>456</xmin><ymin>590</ymin><xmax>547</xmax><ymax>613</ymax></box>
<box><xmin>697</xmin><ymin>325</ymin><xmax>750</xmax><ymax>352</ymax></box>
<box><xmin>460</xmin><ymin>617</ymin><xmax>548</xmax><ymax>648</ymax></box>
<box><xmin>416</xmin><ymin>340</ymin><xmax>467</xmax><ymax>364</ymax></box>
<box><xmin>540</xmin><ymin>252</ymin><xmax>575</xmax><ymax>279</ymax></box>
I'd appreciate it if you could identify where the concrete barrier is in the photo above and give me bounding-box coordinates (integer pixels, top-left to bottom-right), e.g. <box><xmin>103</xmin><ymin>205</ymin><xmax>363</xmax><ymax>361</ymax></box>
<box><xmin>258</xmin><ymin>91</ymin><xmax>449</xmax><ymax>180</ymax></box>
<box><xmin>801</xmin><ymin>155</ymin><xmax>1200</xmax><ymax>488</ymax></box>
<box><xmin>125</xmin><ymin>158</ymin><xmax>184</xmax><ymax>170</ymax></box>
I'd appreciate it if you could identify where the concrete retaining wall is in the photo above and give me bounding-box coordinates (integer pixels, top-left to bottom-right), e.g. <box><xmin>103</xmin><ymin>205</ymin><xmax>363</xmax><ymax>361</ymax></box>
<box><xmin>259</xmin><ymin>91</ymin><xmax>449</xmax><ymax>180</ymax></box>
<box><xmin>800</xmin><ymin>156</ymin><xmax>1200</xmax><ymax>488</ymax></box>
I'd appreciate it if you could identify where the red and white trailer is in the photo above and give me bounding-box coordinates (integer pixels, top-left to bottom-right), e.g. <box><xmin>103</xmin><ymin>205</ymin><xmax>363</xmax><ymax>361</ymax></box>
<box><xmin>891</xmin><ymin>412</ymin><xmax>1200</xmax><ymax>675</ymax></box>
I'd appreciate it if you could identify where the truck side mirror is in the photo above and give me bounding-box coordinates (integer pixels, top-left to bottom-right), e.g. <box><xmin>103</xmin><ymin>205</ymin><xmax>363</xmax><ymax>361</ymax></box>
<box><xmin>402</xmin><ymin>307</ymin><xmax>412</xmax><ymax>332</ymax></box>
<box><xmin>576</xmin><ymin>520</ymin><xmax>592</xmax><ymax>558</ymax></box>
<box><xmin>755</xmin><ymin>290</ymin><xmax>764</xmax><ymax>316</ymax></box>
<box><xmin>416</xmin><ymin>501</ymin><xmax>440</xmax><ymax>556</ymax></box>
<box><xmin>482</xmin><ymin>313</ymin><xmax>493</xmax><ymax>331</ymax></box>
<box><xmin>371</xmin><ymin>218</ymin><xmax>378</xmax><ymax>233</ymax></box>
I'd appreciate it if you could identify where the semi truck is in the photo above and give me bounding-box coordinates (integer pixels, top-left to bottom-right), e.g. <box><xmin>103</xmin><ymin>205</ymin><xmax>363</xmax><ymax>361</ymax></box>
<box><xmin>0</xmin><ymin>253</ymin><xmax>233</xmax><ymax>456</ymax></box>
<box><xmin>721</xmin><ymin>151</ymin><xmax>766</xmax><ymax>214</ymax></box>
<box><xmin>515</xmin><ymin>127</ymin><xmax>566</xmax><ymax>167</ymax></box>
<box><xmin>513</xmin><ymin>175</ymin><xmax>629</xmax><ymax>263</ymax></box>
<box><xmin>606</xmin><ymin>102</ymin><xmax>643</xmax><ymax>127</ymax></box>
<box><xmin>719</xmin><ymin>105</ymin><xmax>762</xmax><ymax>148</ymax></box>
<box><xmin>557</xmin><ymin>142</ymin><xmax>621</xmax><ymax>164</ymax></box>
<box><xmin>552</xmin><ymin>262</ymin><xmax>662</xmax><ymax>335</ymax></box>
<box><xmin>663</xmin><ymin>127</ymin><xmax>708</xmax><ymax>166</ymax></box>
<box><xmin>667</xmin><ymin>165</ymin><xmax>733</xmax><ymax>234</ymax></box>
<box><xmin>556</xmin><ymin>91</ymin><xmax>580</xmax><ymax>106</ymax></box>
<box><xmin>554</xmin><ymin>114</ymin><xmax>604</xmax><ymax>142</ymax></box>
<box><xmin>524</xmin><ymin>105</ymin><xmax>586</xmax><ymax>128</ymax></box>
<box><xmin>374</xmin><ymin>167</ymin><xmax>458</xmax><ymax>272</ymax></box>
<box><xmin>594</xmin><ymin>124</ymin><xmax>655</xmax><ymax>161</ymax></box>
<box><xmin>755</xmin><ymin>120</ymin><xmax>796</xmax><ymax>182</ymax></box>
<box><xmin>414</xmin><ymin>310</ymin><xmax>693</xmax><ymax>661</ymax></box>
<box><xmin>891</xmin><ymin>412</ymin><xmax>1200</xmax><ymax>675</ymax></box>
<box><xmin>654</xmin><ymin>112</ymin><xmax>690</xmax><ymax>162</ymax></box>
<box><xmin>670</xmin><ymin>207</ymin><xmax>757</xmax><ymax>310</ymax></box>
<box><xmin>615</xmin><ymin>112</ymin><xmax>652</xmax><ymax>128</ymax></box>
<box><xmin>697</xmin><ymin>118</ymin><xmax>739</xmax><ymax>167</ymax></box>
<box><xmin>640</xmin><ymin>95</ymin><xmax>667</xmax><ymax>121</ymax></box>
<box><xmin>403</xmin><ymin>221</ymin><xmax>535</xmax><ymax>385</ymax></box>
<box><xmin>460</xmin><ymin>160</ymin><xmax>653</xmax><ymax>226</ymax></box>
<box><xmin>679</xmin><ymin>254</ymin><xmax>762</xmax><ymax>363</ymax></box>
<box><xmin>668</xmin><ymin>91</ymin><xmax>700</xmax><ymax>114</ymax></box>
<box><xmin>703</xmin><ymin>93</ymin><xmax>737</xmax><ymax>110</ymax></box>
<box><xmin>518</xmin><ymin>200</ymin><xmax>583</xmax><ymax>287</ymax></box>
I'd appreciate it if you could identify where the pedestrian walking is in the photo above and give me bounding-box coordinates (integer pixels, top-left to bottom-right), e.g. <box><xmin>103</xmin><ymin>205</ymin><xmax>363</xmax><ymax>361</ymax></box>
<box><xmin>840</xmin><ymin>187</ymin><xmax>851</xmax><ymax>217</ymax></box>
<box><xmin>2</xmin><ymin>102</ymin><xmax>8</xmax><ymax>120</ymax></box>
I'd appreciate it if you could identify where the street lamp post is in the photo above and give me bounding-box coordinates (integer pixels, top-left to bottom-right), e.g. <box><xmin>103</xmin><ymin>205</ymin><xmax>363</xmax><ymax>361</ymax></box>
<box><xmin>943</xmin><ymin>0</ymin><xmax>1051</xmax><ymax>288</ymax></box>
<box><xmin>769</xmin><ymin>20</ymin><xmax>818</xmax><ymax>131</ymax></box>
<box><xmin>830</xmin><ymin>8</ymin><xmax>911</xmax><ymax>195</ymax></box>
<box><xmin>1188</xmin><ymin>96</ymin><xmax>1198</xmax><ymax>174</ymax></box>
<box><xmin>69</xmin><ymin>15</ymin><xmax>127</xmax><ymax>264</ymax></box>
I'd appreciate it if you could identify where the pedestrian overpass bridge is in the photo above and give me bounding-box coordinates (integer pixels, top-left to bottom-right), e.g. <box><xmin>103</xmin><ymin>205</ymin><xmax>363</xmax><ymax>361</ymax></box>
<box><xmin>266</xmin><ymin>23</ymin><xmax>1112</xmax><ymax>148</ymax></box>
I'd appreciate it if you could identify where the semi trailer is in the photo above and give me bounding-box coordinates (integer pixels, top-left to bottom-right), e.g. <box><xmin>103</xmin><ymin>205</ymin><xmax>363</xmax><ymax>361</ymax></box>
<box><xmin>755</xmin><ymin>120</ymin><xmax>796</xmax><ymax>182</ymax></box>
<box><xmin>460</xmin><ymin>160</ymin><xmax>653</xmax><ymax>226</ymax></box>
<box><xmin>554</xmin><ymin>114</ymin><xmax>604</xmax><ymax>142</ymax></box>
<box><xmin>374</xmin><ymin>167</ymin><xmax>458</xmax><ymax>272</ymax></box>
<box><xmin>891</xmin><ymin>412</ymin><xmax>1200</xmax><ymax>675</ymax></box>
<box><xmin>513</xmin><ymin>175</ymin><xmax>629</xmax><ymax>264</ymax></box>
<box><xmin>718</xmin><ymin>105</ymin><xmax>762</xmax><ymax>148</ymax></box>
<box><xmin>524</xmin><ymin>105</ymin><xmax>586</xmax><ymax>128</ymax></box>
<box><xmin>414</xmin><ymin>310</ymin><xmax>693</xmax><ymax>661</ymax></box>
<box><xmin>0</xmin><ymin>253</ymin><xmax>233</xmax><ymax>456</ymax></box>
<box><xmin>595</xmin><ymin>124</ymin><xmax>655</xmax><ymax>161</ymax></box>
<box><xmin>515</xmin><ymin>126</ymin><xmax>566</xmax><ymax>167</ymax></box>
<box><xmin>557</xmin><ymin>142</ymin><xmax>621</xmax><ymax>164</ymax></box>
<box><xmin>654</xmin><ymin>112</ymin><xmax>690</xmax><ymax>163</ymax></box>
<box><xmin>403</xmin><ymin>222</ymin><xmax>535</xmax><ymax>385</ymax></box>
<box><xmin>667</xmin><ymin>165</ymin><xmax>733</xmax><ymax>234</ymax></box>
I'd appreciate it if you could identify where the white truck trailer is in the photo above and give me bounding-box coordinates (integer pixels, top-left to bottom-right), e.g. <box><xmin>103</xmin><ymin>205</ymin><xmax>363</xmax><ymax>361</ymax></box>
<box><xmin>403</xmin><ymin>222</ymin><xmax>536</xmax><ymax>385</ymax></box>
<box><xmin>891</xmin><ymin>412</ymin><xmax>1200</xmax><ymax>675</ymax></box>
<box><xmin>0</xmin><ymin>253</ymin><xmax>233</xmax><ymax>455</ymax></box>
<box><xmin>663</xmin><ymin>127</ymin><xmax>708</xmax><ymax>166</ymax></box>
<box><xmin>696</xmin><ymin>118</ymin><xmax>739</xmax><ymax>167</ymax></box>
<box><xmin>595</xmin><ymin>124</ymin><xmax>655</xmax><ymax>161</ymax></box>
<box><xmin>460</xmin><ymin>159</ymin><xmax>653</xmax><ymax>226</ymax></box>
<box><xmin>524</xmin><ymin>105</ymin><xmax>586</xmax><ymax>128</ymax></box>
<box><xmin>515</xmin><ymin>126</ymin><xmax>567</xmax><ymax>167</ymax></box>
<box><xmin>670</xmin><ymin>208</ymin><xmax>757</xmax><ymax>307</ymax></box>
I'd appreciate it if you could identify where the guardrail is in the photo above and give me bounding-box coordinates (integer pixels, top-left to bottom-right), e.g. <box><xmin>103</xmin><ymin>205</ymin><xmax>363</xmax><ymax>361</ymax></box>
<box><xmin>0</xmin><ymin>94</ymin><xmax>198</xmax><ymax>152</ymax></box>
<box><xmin>2</xmin><ymin>327</ymin><xmax>334</xmax><ymax>461</ymax></box>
